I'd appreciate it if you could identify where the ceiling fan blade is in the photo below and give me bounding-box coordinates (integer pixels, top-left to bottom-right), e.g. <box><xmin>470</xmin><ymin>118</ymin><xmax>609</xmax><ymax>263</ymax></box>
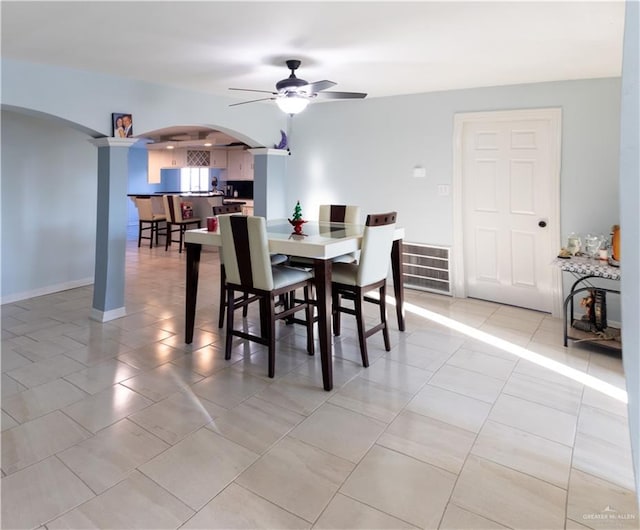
<box><xmin>229</xmin><ymin>97</ymin><xmax>276</xmax><ymax>107</ymax></box>
<box><xmin>316</xmin><ymin>91</ymin><xmax>367</xmax><ymax>99</ymax></box>
<box><xmin>229</xmin><ymin>88</ymin><xmax>277</xmax><ymax>95</ymax></box>
<box><xmin>304</xmin><ymin>80</ymin><xmax>337</xmax><ymax>92</ymax></box>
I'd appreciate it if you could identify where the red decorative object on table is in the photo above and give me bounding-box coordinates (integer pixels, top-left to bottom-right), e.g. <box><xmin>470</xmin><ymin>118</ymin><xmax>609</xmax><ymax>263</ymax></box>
<box><xmin>288</xmin><ymin>200</ymin><xmax>307</xmax><ymax>235</ymax></box>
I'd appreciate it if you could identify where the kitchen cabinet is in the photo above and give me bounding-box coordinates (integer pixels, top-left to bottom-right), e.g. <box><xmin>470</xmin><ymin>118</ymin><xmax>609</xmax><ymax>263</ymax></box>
<box><xmin>209</xmin><ymin>149</ymin><xmax>227</xmax><ymax>168</ymax></box>
<box><xmin>226</xmin><ymin>149</ymin><xmax>254</xmax><ymax>180</ymax></box>
<box><xmin>147</xmin><ymin>148</ymin><xmax>187</xmax><ymax>183</ymax></box>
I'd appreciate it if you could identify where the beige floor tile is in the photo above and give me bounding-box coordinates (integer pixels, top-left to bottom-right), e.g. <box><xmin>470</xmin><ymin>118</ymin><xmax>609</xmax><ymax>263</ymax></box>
<box><xmin>406</xmin><ymin>384</ymin><xmax>492</xmax><ymax>433</ymax></box>
<box><xmin>207</xmin><ymin>396</ymin><xmax>304</xmax><ymax>454</ymax></box>
<box><xmin>519</xmin><ymin>342</ymin><xmax>591</xmax><ymax>372</ymax></box>
<box><xmin>1</xmin><ymin>373</ymin><xmax>26</xmax><ymax>397</ymax></box>
<box><xmin>359</xmin><ymin>357</ymin><xmax>433</xmax><ymax>393</ymax></box>
<box><xmin>331</xmin><ymin>335</ymin><xmax>387</xmax><ymax>366</ymax></box>
<box><xmin>140</xmin><ymin>427</ymin><xmax>259</xmax><ymax>510</ymax></box>
<box><xmin>315</xmin><ymin>493</ymin><xmax>417</xmax><ymax>529</ymax></box>
<box><xmin>572</xmin><ymin>431</ymin><xmax>636</xmax><ymax>491</ymax></box>
<box><xmin>170</xmin><ymin>343</ymin><xmax>242</xmax><ymax>377</ymax></box>
<box><xmin>6</xmin><ymin>353</ymin><xmax>85</xmax><ymax>388</ymax></box>
<box><xmin>486</xmin><ymin>312</ymin><xmax>543</xmax><ymax>334</ymax></box>
<box><xmin>340</xmin><ymin>444</ymin><xmax>456</xmax><ymax>528</ymax></box>
<box><xmin>63</xmin><ymin>339</ymin><xmax>131</xmax><ymax>366</ymax></box>
<box><xmin>477</xmin><ymin>323</ymin><xmax>533</xmax><ymax>346</ymax></box>
<box><xmin>471</xmin><ymin>420</ymin><xmax>572</xmax><ymax>488</ymax></box>
<box><xmin>63</xmin><ymin>358</ymin><xmax>140</xmax><ymax>394</ymax></box>
<box><xmin>489</xmin><ymin>393</ymin><xmax>577</xmax><ymax>446</ymax></box>
<box><xmin>7</xmin><ymin>334</ymin><xmax>71</xmax><ymax>362</ymax></box>
<box><xmin>451</xmin><ymin>455</ymin><xmax>566</xmax><ymax>529</ymax></box>
<box><xmin>328</xmin><ymin>376</ymin><xmax>413</xmax><ymax>423</ymax></box>
<box><xmin>191</xmin><ymin>368</ymin><xmax>269</xmax><ymax>409</ymax></box>
<box><xmin>566</xmin><ymin>519</ymin><xmax>596</xmax><ymax>529</ymax></box>
<box><xmin>230</xmin><ymin>347</ymin><xmax>309</xmax><ymax>380</ymax></box>
<box><xmin>57</xmin><ymin>418</ymin><xmax>169</xmax><ymax>493</ymax></box>
<box><xmin>405</xmin><ymin>329</ymin><xmax>466</xmax><ymax>354</ymax></box>
<box><xmin>459</xmin><ymin>338</ymin><xmax>519</xmax><ymax>361</ymax></box>
<box><xmin>120</xmin><ymin>361</ymin><xmax>203</xmax><ymax>402</ymax></box>
<box><xmin>1</xmin><ymin>378</ymin><xmax>88</xmax><ymax>423</ymax></box>
<box><xmin>181</xmin><ymin>483</ymin><xmax>310</xmax><ymax>530</ymax></box>
<box><xmin>385</xmin><ymin>341</ymin><xmax>453</xmax><ymax>372</ymax></box>
<box><xmin>47</xmin><ymin>470</ymin><xmax>194</xmax><ymax>530</ymax></box>
<box><xmin>566</xmin><ymin>469</ymin><xmax>639</xmax><ymax>530</ymax></box>
<box><xmin>1</xmin><ymin>347</ymin><xmax>33</xmax><ymax>372</ymax></box>
<box><xmin>116</xmin><ymin>342</ymin><xmax>186</xmax><ymax>371</ymax></box>
<box><xmin>502</xmin><ymin>370</ymin><xmax>583</xmax><ymax>415</ymax></box>
<box><xmin>237</xmin><ymin>435</ymin><xmax>353</xmax><ymax>523</ymax></box>
<box><xmin>578</xmin><ymin>404</ymin><xmax>632</xmax><ymax>449</ymax></box>
<box><xmin>377</xmin><ymin>410</ymin><xmax>476</xmax><ymax>474</ymax></box>
<box><xmin>429</xmin><ymin>364</ymin><xmax>504</xmax><ymax>404</ymax></box>
<box><xmin>0</xmin><ymin>456</ymin><xmax>94</xmax><ymax>530</ymax></box>
<box><xmin>1</xmin><ymin>410</ymin><xmax>18</xmax><ymax>431</ymax></box>
<box><xmin>1</xmin><ymin>410</ymin><xmax>91</xmax><ymax>474</ymax></box>
<box><xmin>289</xmin><ymin>402</ymin><xmax>386</xmax><ymax>463</ymax></box>
<box><xmin>293</xmin><ymin>354</ymin><xmax>363</xmax><ymax>388</ymax></box>
<box><xmin>446</xmin><ymin>347</ymin><xmax>516</xmax><ymax>380</ymax></box>
<box><xmin>581</xmin><ymin>387</ymin><xmax>628</xmax><ymax>418</ymax></box>
<box><xmin>62</xmin><ymin>383</ymin><xmax>153</xmax><ymax>433</ymax></box>
<box><xmin>256</xmin><ymin>372</ymin><xmax>335</xmax><ymax>416</ymax></box>
<box><xmin>130</xmin><ymin>389</ymin><xmax>227</xmax><ymax>445</ymax></box>
<box><xmin>439</xmin><ymin>503</ymin><xmax>510</xmax><ymax>529</ymax></box>
<box><xmin>493</xmin><ymin>305</ymin><xmax>547</xmax><ymax>323</ymax></box>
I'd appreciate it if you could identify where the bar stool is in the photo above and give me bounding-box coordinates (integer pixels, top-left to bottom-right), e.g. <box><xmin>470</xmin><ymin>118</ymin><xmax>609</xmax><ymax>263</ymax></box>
<box><xmin>162</xmin><ymin>195</ymin><xmax>201</xmax><ymax>253</ymax></box>
<box><xmin>134</xmin><ymin>197</ymin><xmax>166</xmax><ymax>248</ymax></box>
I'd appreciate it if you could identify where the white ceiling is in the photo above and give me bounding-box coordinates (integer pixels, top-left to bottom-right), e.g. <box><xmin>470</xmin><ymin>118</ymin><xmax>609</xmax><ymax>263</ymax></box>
<box><xmin>1</xmin><ymin>1</ymin><xmax>626</xmax><ymax>104</ymax></box>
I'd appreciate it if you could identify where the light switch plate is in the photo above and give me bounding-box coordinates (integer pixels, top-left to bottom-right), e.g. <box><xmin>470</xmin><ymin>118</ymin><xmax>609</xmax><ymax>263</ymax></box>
<box><xmin>437</xmin><ymin>184</ymin><xmax>450</xmax><ymax>196</ymax></box>
<box><xmin>412</xmin><ymin>167</ymin><xmax>427</xmax><ymax>178</ymax></box>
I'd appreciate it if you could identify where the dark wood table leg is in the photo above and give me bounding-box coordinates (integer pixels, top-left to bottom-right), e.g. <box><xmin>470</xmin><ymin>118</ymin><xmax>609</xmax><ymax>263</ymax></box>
<box><xmin>391</xmin><ymin>239</ymin><xmax>406</xmax><ymax>332</ymax></box>
<box><xmin>313</xmin><ymin>258</ymin><xmax>333</xmax><ymax>391</ymax></box>
<box><xmin>185</xmin><ymin>242</ymin><xmax>202</xmax><ymax>344</ymax></box>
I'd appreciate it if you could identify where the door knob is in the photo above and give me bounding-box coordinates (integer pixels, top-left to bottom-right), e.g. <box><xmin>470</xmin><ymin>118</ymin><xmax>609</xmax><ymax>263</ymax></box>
<box><xmin>538</xmin><ymin>220</ymin><xmax>547</xmax><ymax>228</ymax></box>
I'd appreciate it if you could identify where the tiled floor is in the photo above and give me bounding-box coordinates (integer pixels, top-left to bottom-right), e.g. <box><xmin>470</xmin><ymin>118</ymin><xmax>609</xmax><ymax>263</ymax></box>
<box><xmin>2</xmin><ymin>241</ymin><xmax>638</xmax><ymax>529</ymax></box>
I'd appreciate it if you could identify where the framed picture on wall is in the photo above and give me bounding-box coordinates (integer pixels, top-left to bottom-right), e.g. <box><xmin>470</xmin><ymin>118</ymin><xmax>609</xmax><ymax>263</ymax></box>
<box><xmin>112</xmin><ymin>113</ymin><xmax>133</xmax><ymax>138</ymax></box>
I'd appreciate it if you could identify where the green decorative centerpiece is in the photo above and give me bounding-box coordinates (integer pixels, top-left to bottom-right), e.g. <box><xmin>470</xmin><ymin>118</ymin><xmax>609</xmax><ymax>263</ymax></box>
<box><xmin>288</xmin><ymin>200</ymin><xmax>307</xmax><ymax>235</ymax></box>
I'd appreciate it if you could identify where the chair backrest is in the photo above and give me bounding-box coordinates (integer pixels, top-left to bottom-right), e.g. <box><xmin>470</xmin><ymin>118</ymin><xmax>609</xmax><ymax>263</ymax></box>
<box><xmin>319</xmin><ymin>204</ymin><xmax>361</xmax><ymax>224</ymax></box>
<box><xmin>213</xmin><ymin>204</ymin><xmax>243</xmax><ymax>216</ymax></box>
<box><xmin>162</xmin><ymin>194</ymin><xmax>182</xmax><ymax>223</ymax></box>
<box><xmin>219</xmin><ymin>215</ymin><xmax>273</xmax><ymax>291</ymax></box>
<box><xmin>357</xmin><ymin>212</ymin><xmax>397</xmax><ymax>286</ymax></box>
<box><xmin>135</xmin><ymin>197</ymin><xmax>154</xmax><ymax>221</ymax></box>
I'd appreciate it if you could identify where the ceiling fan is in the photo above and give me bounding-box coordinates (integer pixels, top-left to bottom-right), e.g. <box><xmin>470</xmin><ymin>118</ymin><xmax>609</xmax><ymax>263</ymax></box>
<box><xmin>229</xmin><ymin>59</ymin><xmax>367</xmax><ymax>114</ymax></box>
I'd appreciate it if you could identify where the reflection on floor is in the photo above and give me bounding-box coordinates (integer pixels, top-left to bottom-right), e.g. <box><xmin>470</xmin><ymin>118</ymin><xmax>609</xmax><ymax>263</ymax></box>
<box><xmin>2</xmin><ymin>241</ymin><xmax>638</xmax><ymax>529</ymax></box>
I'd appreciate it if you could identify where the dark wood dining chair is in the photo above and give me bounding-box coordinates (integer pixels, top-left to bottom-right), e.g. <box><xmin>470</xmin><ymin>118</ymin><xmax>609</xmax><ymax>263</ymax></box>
<box><xmin>331</xmin><ymin>211</ymin><xmax>397</xmax><ymax>367</ymax></box>
<box><xmin>219</xmin><ymin>214</ymin><xmax>315</xmax><ymax>378</ymax></box>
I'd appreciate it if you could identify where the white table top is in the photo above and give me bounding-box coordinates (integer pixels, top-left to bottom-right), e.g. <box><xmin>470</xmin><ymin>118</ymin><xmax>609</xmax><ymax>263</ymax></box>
<box><xmin>185</xmin><ymin>219</ymin><xmax>405</xmax><ymax>260</ymax></box>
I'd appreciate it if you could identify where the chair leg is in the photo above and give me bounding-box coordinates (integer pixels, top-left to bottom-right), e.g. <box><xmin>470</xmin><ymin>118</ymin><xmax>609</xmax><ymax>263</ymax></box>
<box><xmin>304</xmin><ymin>286</ymin><xmax>315</xmax><ymax>355</ymax></box>
<box><xmin>380</xmin><ymin>283</ymin><xmax>391</xmax><ymax>351</ymax></box>
<box><xmin>267</xmin><ymin>296</ymin><xmax>277</xmax><ymax>378</ymax></box>
<box><xmin>149</xmin><ymin>221</ymin><xmax>154</xmax><ymax>248</ymax></box>
<box><xmin>178</xmin><ymin>225</ymin><xmax>185</xmax><ymax>253</ymax></box>
<box><xmin>354</xmin><ymin>289</ymin><xmax>369</xmax><ymax>367</ymax></box>
<box><xmin>138</xmin><ymin>221</ymin><xmax>143</xmax><ymax>248</ymax></box>
<box><xmin>165</xmin><ymin>223</ymin><xmax>171</xmax><ymax>251</ymax></box>
<box><xmin>225</xmin><ymin>287</ymin><xmax>235</xmax><ymax>360</ymax></box>
<box><xmin>242</xmin><ymin>293</ymin><xmax>249</xmax><ymax>317</ymax></box>
<box><xmin>332</xmin><ymin>286</ymin><xmax>341</xmax><ymax>336</ymax></box>
<box><xmin>218</xmin><ymin>265</ymin><xmax>226</xmax><ymax>328</ymax></box>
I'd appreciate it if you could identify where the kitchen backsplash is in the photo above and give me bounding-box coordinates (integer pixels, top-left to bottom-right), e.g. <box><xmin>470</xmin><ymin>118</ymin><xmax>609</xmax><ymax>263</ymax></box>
<box><xmin>221</xmin><ymin>180</ymin><xmax>253</xmax><ymax>198</ymax></box>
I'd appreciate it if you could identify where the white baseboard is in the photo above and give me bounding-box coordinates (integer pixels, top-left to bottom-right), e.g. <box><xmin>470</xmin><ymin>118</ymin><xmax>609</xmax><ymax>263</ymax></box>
<box><xmin>90</xmin><ymin>306</ymin><xmax>127</xmax><ymax>322</ymax></box>
<box><xmin>1</xmin><ymin>277</ymin><xmax>94</xmax><ymax>305</ymax></box>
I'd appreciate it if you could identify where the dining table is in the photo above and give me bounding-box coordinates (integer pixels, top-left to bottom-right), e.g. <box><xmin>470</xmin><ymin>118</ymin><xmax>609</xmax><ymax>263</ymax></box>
<box><xmin>183</xmin><ymin>219</ymin><xmax>406</xmax><ymax>391</ymax></box>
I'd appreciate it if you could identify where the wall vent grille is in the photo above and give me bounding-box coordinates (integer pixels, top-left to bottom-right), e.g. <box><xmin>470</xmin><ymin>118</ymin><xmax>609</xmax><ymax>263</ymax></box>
<box><xmin>187</xmin><ymin>150</ymin><xmax>210</xmax><ymax>167</ymax></box>
<box><xmin>402</xmin><ymin>243</ymin><xmax>452</xmax><ymax>295</ymax></box>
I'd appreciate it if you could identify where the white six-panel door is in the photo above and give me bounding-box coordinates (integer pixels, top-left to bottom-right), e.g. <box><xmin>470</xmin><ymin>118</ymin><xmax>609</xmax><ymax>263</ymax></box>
<box><xmin>453</xmin><ymin>109</ymin><xmax>562</xmax><ymax>315</ymax></box>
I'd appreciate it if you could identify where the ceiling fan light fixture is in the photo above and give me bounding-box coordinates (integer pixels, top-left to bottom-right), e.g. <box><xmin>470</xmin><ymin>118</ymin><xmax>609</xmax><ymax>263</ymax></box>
<box><xmin>276</xmin><ymin>94</ymin><xmax>310</xmax><ymax>115</ymax></box>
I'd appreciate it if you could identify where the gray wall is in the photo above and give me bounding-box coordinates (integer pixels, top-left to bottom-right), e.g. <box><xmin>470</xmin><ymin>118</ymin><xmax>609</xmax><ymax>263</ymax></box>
<box><xmin>620</xmin><ymin>0</ymin><xmax>640</xmax><ymax>502</ymax></box>
<box><xmin>1</xmin><ymin>110</ymin><xmax>97</xmax><ymax>301</ymax></box>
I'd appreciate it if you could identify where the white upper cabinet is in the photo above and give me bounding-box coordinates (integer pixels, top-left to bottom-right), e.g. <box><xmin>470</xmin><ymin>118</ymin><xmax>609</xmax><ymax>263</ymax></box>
<box><xmin>227</xmin><ymin>149</ymin><xmax>254</xmax><ymax>180</ymax></box>
<box><xmin>209</xmin><ymin>149</ymin><xmax>227</xmax><ymax>168</ymax></box>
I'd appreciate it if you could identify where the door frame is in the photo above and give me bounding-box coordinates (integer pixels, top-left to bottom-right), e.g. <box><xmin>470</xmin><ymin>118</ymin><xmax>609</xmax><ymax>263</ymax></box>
<box><xmin>452</xmin><ymin>108</ymin><xmax>563</xmax><ymax>317</ymax></box>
